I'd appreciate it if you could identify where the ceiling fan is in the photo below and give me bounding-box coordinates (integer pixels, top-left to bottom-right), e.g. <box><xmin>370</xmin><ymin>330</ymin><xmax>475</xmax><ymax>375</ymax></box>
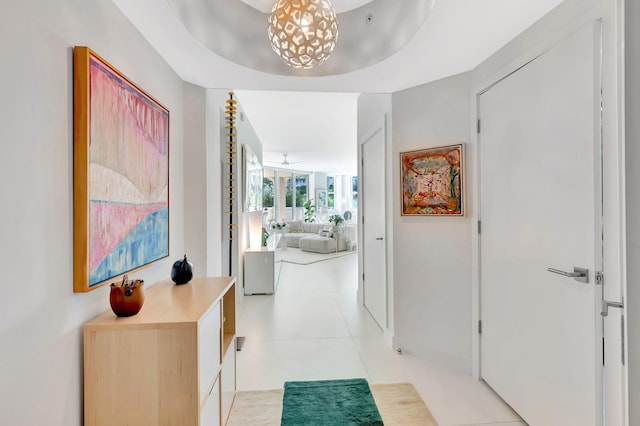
<box><xmin>265</xmin><ymin>153</ymin><xmax>304</xmax><ymax>167</ymax></box>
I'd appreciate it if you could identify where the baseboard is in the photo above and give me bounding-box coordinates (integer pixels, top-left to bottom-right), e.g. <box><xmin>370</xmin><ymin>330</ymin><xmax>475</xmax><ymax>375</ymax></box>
<box><xmin>394</xmin><ymin>339</ymin><xmax>472</xmax><ymax>375</ymax></box>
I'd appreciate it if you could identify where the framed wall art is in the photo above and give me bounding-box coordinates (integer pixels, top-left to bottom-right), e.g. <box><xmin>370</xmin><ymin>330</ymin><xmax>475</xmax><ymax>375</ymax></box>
<box><xmin>315</xmin><ymin>189</ymin><xmax>328</xmax><ymax>209</ymax></box>
<box><xmin>73</xmin><ymin>46</ymin><xmax>170</xmax><ymax>292</ymax></box>
<box><xmin>400</xmin><ymin>144</ymin><xmax>464</xmax><ymax>216</ymax></box>
<box><xmin>243</xmin><ymin>144</ymin><xmax>263</xmax><ymax>212</ymax></box>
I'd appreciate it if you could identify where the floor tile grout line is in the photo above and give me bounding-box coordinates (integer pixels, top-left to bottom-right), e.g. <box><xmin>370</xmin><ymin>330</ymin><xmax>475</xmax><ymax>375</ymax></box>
<box><xmin>335</xmin><ymin>299</ymin><xmax>379</xmax><ymax>383</ymax></box>
<box><xmin>447</xmin><ymin>422</ymin><xmax>526</xmax><ymax>426</ymax></box>
<box><xmin>330</xmin><ymin>290</ymin><xmax>378</xmax><ymax>383</ymax></box>
<box><xmin>237</xmin><ymin>336</ymin><xmax>356</xmax><ymax>344</ymax></box>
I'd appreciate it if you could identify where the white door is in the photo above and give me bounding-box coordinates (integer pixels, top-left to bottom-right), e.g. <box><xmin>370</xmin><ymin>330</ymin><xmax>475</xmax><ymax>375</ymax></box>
<box><xmin>362</xmin><ymin>127</ymin><xmax>386</xmax><ymax>329</ymax></box>
<box><xmin>479</xmin><ymin>23</ymin><xmax>602</xmax><ymax>425</ymax></box>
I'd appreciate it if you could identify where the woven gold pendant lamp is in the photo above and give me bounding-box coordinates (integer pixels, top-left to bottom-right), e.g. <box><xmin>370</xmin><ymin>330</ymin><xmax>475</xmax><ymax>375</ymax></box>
<box><xmin>268</xmin><ymin>0</ymin><xmax>339</xmax><ymax>69</ymax></box>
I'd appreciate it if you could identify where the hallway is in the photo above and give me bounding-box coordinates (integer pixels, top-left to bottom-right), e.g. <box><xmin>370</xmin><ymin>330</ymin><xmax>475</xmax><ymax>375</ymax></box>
<box><xmin>236</xmin><ymin>253</ymin><xmax>525</xmax><ymax>425</ymax></box>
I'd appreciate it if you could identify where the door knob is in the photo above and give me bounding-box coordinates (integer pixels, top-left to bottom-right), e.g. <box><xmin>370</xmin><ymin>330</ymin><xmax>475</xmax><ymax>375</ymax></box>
<box><xmin>547</xmin><ymin>266</ymin><xmax>589</xmax><ymax>283</ymax></box>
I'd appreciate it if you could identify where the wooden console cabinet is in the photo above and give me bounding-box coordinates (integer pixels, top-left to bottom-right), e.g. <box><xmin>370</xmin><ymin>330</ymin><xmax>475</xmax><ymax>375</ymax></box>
<box><xmin>83</xmin><ymin>276</ymin><xmax>236</xmax><ymax>426</ymax></box>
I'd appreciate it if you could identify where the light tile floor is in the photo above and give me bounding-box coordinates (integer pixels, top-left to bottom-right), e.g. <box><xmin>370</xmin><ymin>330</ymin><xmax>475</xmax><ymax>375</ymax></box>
<box><xmin>236</xmin><ymin>252</ymin><xmax>526</xmax><ymax>426</ymax></box>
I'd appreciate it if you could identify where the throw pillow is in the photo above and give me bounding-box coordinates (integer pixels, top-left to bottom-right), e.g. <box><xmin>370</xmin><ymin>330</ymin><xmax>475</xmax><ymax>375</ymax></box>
<box><xmin>319</xmin><ymin>229</ymin><xmax>333</xmax><ymax>238</ymax></box>
<box><xmin>319</xmin><ymin>225</ymin><xmax>333</xmax><ymax>238</ymax></box>
<box><xmin>288</xmin><ymin>221</ymin><xmax>304</xmax><ymax>233</ymax></box>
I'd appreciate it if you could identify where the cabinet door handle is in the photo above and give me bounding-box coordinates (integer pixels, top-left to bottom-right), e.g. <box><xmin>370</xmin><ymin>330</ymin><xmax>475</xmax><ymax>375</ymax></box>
<box><xmin>376</xmin><ymin>237</ymin><xmax>383</xmax><ymax>240</ymax></box>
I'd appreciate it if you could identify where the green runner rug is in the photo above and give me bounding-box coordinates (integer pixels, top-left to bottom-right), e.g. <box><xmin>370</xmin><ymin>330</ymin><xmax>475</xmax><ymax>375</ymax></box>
<box><xmin>281</xmin><ymin>378</ymin><xmax>384</xmax><ymax>425</ymax></box>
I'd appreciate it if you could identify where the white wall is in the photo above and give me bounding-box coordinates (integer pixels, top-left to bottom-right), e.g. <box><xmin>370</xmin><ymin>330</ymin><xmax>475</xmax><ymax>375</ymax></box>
<box><xmin>376</xmin><ymin>0</ymin><xmax>624</xmax><ymax>384</ymax></box>
<box><xmin>235</xmin><ymin>102</ymin><xmax>263</xmax><ymax>253</ymax></box>
<box><xmin>183</xmin><ymin>85</ymin><xmax>226</xmax><ymax>277</ymax></box>
<box><xmin>0</xmin><ymin>1</ymin><xmax>185</xmax><ymax>424</ymax></box>
<box><xmin>184</xmin><ymin>83</ymin><xmax>208</xmax><ymax>274</ymax></box>
<box><xmin>391</xmin><ymin>73</ymin><xmax>473</xmax><ymax>372</ymax></box>
<box><xmin>626</xmin><ymin>0</ymin><xmax>640</xmax><ymax>421</ymax></box>
<box><xmin>206</xmin><ymin>90</ymin><xmax>227</xmax><ymax>276</ymax></box>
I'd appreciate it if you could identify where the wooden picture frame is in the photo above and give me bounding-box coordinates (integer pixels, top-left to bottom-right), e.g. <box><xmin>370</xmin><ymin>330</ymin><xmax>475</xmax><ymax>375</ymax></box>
<box><xmin>73</xmin><ymin>46</ymin><xmax>170</xmax><ymax>292</ymax></box>
<box><xmin>400</xmin><ymin>144</ymin><xmax>464</xmax><ymax>216</ymax></box>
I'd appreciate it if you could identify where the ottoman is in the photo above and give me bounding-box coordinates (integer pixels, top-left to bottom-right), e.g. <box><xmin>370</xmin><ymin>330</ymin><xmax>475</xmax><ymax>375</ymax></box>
<box><xmin>299</xmin><ymin>235</ymin><xmax>337</xmax><ymax>254</ymax></box>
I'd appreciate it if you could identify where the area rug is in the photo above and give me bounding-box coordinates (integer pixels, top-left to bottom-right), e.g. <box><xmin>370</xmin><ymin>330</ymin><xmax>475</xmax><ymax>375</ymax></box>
<box><xmin>370</xmin><ymin>383</ymin><xmax>439</xmax><ymax>426</ymax></box>
<box><xmin>275</xmin><ymin>247</ymin><xmax>357</xmax><ymax>265</ymax></box>
<box><xmin>281</xmin><ymin>378</ymin><xmax>383</xmax><ymax>425</ymax></box>
<box><xmin>226</xmin><ymin>382</ymin><xmax>438</xmax><ymax>426</ymax></box>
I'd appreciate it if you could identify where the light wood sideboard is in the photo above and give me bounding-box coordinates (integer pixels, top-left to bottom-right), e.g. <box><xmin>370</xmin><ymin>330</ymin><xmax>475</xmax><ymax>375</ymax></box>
<box><xmin>83</xmin><ymin>276</ymin><xmax>236</xmax><ymax>426</ymax></box>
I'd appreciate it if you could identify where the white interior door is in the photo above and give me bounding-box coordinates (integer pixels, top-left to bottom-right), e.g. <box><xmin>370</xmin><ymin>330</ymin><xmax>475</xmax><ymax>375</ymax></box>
<box><xmin>479</xmin><ymin>23</ymin><xmax>602</xmax><ymax>426</ymax></box>
<box><xmin>362</xmin><ymin>127</ymin><xmax>386</xmax><ymax>329</ymax></box>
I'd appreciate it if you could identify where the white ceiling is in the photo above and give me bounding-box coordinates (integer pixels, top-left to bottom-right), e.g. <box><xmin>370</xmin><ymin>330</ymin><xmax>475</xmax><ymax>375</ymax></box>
<box><xmin>235</xmin><ymin>91</ymin><xmax>359</xmax><ymax>175</ymax></box>
<box><xmin>239</xmin><ymin>0</ymin><xmax>375</xmax><ymax>14</ymax></box>
<box><xmin>112</xmin><ymin>0</ymin><xmax>565</xmax><ymax>175</ymax></box>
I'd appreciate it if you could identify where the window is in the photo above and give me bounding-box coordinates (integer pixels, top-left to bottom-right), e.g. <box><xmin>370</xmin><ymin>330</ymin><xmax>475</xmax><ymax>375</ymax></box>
<box><xmin>285</xmin><ymin>176</ymin><xmax>293</xmax><ymax>207</ymax></box>
<box><xmin>327</xmin><ymin>175</ymin><xmax>335</xmax><ymax>209</ymax></box>
<box><xmin>295</xmin><ymin>175</ymin><xmax>309</xmax><ymax>205</ymax></box>
<box><xmin>285</xmin><ymin>174</ymin><xmax>307</xmax><ymax>207</ymax></box>
<box><xmin>263</xmin><ymin>172</ymin><xmax>275</xmax><ymax>208</ymax></box>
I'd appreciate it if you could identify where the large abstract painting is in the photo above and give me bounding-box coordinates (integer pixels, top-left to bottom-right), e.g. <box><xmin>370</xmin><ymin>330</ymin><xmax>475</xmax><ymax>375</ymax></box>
<box><xmin>401</xmin><ymin>144</ymin><xmax>464</xmax><ymax>216</ymax></box>
<box><xmin>73</xmin><ymin>47</ymin><xmax>169</xmax><ymax>292</ymax></box>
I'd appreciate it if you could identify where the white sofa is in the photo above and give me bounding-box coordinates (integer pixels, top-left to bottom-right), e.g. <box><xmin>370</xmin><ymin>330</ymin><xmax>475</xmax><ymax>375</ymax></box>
<box><xmin>280</xmin><ymin>221</ymin><xmax>326</xmax><ymax>248</ymax></box>
<box><xmin>274</xmin><ymin>221</ymin><xmax>355</xmax><ymax>252</ymax></box>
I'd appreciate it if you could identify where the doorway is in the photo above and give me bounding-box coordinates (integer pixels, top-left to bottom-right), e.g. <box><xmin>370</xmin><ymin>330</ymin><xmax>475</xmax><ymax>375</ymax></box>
<box><xmin>361</xmin><ymin>126</ymin><xmax>387</xmax><ymax>329</ymax></box>
<box><xmin>478</xmin><ymin>22</ymin><xmax>603</xmax><ymax>425</ymax></box>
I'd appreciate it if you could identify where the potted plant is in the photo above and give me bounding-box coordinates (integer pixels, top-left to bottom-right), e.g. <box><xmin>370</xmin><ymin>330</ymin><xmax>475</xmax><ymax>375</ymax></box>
<box><xmin>271</xmin><ymin>222</ymin><xmax>286</xmax><ymax>232</ymax></box>
<box><xmin>270</xmin><ymin>222</ymin><xmax>287</xmax><ymax>249</ymax></box>
<box><xmin>303</xmin><ymin>199</ymin><xmax>316</xmax><ymax>223</ymax></box>
<box><xmin>329</xmin><ymin>214</ymin><xmax>344</xmax><ymax>231</ymax></box>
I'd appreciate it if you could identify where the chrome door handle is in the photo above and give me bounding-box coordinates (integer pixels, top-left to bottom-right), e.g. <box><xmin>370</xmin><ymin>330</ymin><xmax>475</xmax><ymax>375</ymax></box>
<box><xmin>547</xmin><ymin>266</ymin><xmax>589</xmax><ymax>283</ymax></box>
<box><xmin>601</xmin><ymin>300</ymin><xmax>624</xmax><ymax>317</ymax></box>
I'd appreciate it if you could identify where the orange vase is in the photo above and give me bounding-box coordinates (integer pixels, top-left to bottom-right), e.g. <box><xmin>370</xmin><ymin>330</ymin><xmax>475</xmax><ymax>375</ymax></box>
<box><xmin>109</xmin><ymin>282</ymin><xmax>145</xmax><ymax>317</ymax></box>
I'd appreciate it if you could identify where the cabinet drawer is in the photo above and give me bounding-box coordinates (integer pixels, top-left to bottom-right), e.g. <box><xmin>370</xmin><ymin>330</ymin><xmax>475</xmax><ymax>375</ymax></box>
<box><xmin>198</xmin><ymin>302</ymin><xmax>221</xmax><ymax>401</ymax></box>
<box><xmin>221</xmin><ymin>338</ymin><xmax>236</xmax><ymax>423</ymax></box>
<box><xmin>200</xmin><ymin>374</ymin><xmax>220</xmax><ymax>426</ymax></box>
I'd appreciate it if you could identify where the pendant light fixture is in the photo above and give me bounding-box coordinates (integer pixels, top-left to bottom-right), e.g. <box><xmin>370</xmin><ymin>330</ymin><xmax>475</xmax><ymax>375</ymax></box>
<box><xmin>268</xmin><ymin>0</ymin><xmax>339</xmax><ymax>69</ymax></box>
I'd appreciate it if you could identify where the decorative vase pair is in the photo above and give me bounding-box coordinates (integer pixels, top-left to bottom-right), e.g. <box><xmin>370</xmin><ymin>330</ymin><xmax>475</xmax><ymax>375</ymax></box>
<box><xmin>108</xmin><ymin>255</ymin><xmax>194</xmax><ymax>318</ymax></box>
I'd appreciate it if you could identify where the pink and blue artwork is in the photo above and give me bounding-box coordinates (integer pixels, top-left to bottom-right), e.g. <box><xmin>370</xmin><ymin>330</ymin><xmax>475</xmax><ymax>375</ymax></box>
<box><xmin>86</xmin><ymin>56</ymin><xmax>169</xmax><ymax>287</ymax></box>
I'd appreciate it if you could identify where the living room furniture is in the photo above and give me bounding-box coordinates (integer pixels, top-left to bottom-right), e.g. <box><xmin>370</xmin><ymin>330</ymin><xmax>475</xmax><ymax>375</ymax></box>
<box><xmin>83</xmin><ymin>276</ymin><xmax>236</xmax><ymax>426</ymax></box>
<box><xmin>244</xmin><ymin>248</ymin><xmax>282</xmax><ymax>295</ymax></box>
<box><xmin>280</xmin><ymin>221</ymin><xmax>326</xmax><ymax>247</ymax></box>
<box><xmin>299</xmin><ymin>234</ymin><xmax>338</xmax><ymax>253</ymax></box>
<box><xmin>274</xmin><ymin>221</ymin><xmax>355</xmax><ymax>253</ymax></box>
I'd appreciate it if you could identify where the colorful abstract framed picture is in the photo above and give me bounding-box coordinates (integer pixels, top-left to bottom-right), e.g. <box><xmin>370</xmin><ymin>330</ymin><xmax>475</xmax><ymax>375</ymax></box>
<box><xmin>400</xmin><ymin>144</ymin><xmax>464</xmax><ymax>216</ymax></box>
<box><xmin>73</xmin><ymin>46</ymin><xmax>170</xmax><ymax>292</ymax></box>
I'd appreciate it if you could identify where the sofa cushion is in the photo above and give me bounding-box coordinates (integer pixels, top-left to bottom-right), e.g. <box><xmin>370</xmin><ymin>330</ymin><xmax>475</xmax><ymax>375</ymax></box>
<box><xmin>284</xmin><ymin>232</ymin><xmax>315</xmax><ymax>248</ymax></box>
<box><xmin>301</xmin><ymin>222</ymin><xmax>325</xmax><ymax>234</ymax></box>
<box><xmin>288</xmin><ymin>221</ymin><xmax>304</xmax><ymax>233</ymax></box>
<box><xmin>299</xmin><ymin>235</ymin><xmax>337</xmax><ymax>254</ymax></box>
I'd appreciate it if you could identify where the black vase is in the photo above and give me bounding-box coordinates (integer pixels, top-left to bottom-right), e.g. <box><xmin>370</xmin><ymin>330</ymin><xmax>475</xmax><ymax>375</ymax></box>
<box><xmin>171</xmin><ymin>255</ymin><xmax>194</xmax><ymax>285</ymax></box>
